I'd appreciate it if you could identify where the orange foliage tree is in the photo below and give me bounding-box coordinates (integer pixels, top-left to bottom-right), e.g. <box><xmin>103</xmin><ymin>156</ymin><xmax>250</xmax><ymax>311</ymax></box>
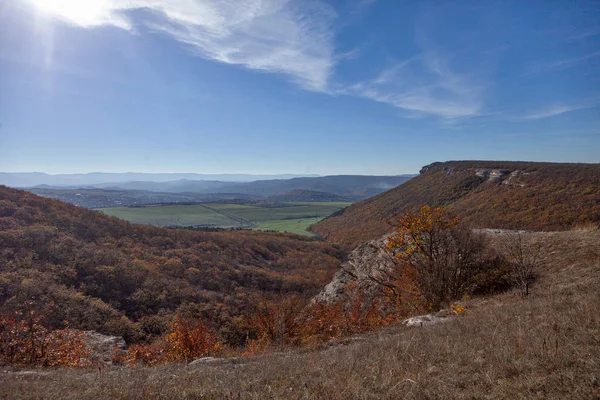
<box><xmin>125</xmin><ymin>314</ymin><xmax>221</xmax><ymax>365</ymax></box>
<box><xmin>0</xmin><ymin>309</ymin><xmax>92</xmax><ymax>367</ymax></box>
<box><xmin>298</xmin><ymin>288</ymin><xmax>386</xmax><ymax>344</ymax></box>
<box><xmin>386</xmin><ymin>206</ymin><xmax>490</xmax><ymax>310</ymax></box>
<box><xmin>166</xmin><ymin>315</ymin><xmax>221</xmax><ymax>362</ymax></box>
<box><xmin>246</xmin><ymin>296</ymin><xmax>304</xmax><ymax>351</ymax></box>
<box><xmin>368</xmin><ymin>261</ymin><xmax>424</xmax><ymax>320</ymax></box>
<box><xmin>245</xmin><ymin>287</ymin><xmax>388</xmax><ymax>353</ymax></box>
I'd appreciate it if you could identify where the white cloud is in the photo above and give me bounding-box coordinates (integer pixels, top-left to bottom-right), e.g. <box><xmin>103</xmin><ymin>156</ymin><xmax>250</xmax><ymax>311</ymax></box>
<box><xmin>518</xmin><ymin>104</ymin><xmax>596</xmax><ymax>121</ymax></box>
<box><xmin>28</xmin><ymin>0</ymin><xmax>337</xmax><ymax>91</ymax></box>
<box><xmin>27</xmin><ymin>0</ymin><xmax>488</xmax><ymax>119</ymax></box>
<box><xmin>345</xmin><ymin>52</ymin><xmax>486</xmax><ymax>119</ymax></box>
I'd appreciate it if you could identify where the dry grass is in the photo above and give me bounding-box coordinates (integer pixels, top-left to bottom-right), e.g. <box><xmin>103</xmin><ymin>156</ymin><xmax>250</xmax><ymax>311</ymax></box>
<box><xmin>570</xmin><ymin>222</ymin><xmax>600</xmax><ymax>232</ymax></box>
<box><xmin>2</xmin><ymin>231</ymin><xmax>598</xmax><ymax>399</ymax></box>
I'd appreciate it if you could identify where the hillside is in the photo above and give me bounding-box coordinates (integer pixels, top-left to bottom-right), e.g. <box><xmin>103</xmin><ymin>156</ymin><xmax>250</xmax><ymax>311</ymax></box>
<box><xmin>3</xmin><ymin>229</ymin><xmax>598</xmax><ymax>399</ymax></box>
<box><xmin>0</xmin><ymin>186</ymin><xmax>342</xmax><ymax>344</ymax></box>
<box><xmin>311</xmin><ymin>161</ymin><xmax>600</xmax><ymax>251</ymax></box>
<box><xmin>69</xmin><ymin>175</ymin><xmax>413</xmax><ymax>198</ymax></box>
<box><xmin>215</xmin><ymin>175</ymin><xmax>414</xmax><ymax>198</ymax></box>
<box><xmin>269</xmin><ymin>189</ymin><xmax>351</xmax><ymax>202</ymax></box>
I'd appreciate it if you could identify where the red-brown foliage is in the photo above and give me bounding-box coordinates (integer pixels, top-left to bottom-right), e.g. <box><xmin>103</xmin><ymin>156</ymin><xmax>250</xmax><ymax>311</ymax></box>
<box><xmin>244</xmin><ymin>286</ymin><xmax>388</xmax><ymax>353</ymax></box>
<box><xmin>0</xmin><ymin>186</ymin><xmax>342</xmax><ymax>347</ymax></box>
<box><xmin>0</xmin><ymin>308</ymin><xmax>92</xmax><ymax>367</ymax></box>
<box><xmin>125</xmin><ymin>315</ymin><xmax>221</xmax><ymax>365</ymax></box>
<box><xmin>311</xmin><ymin>161</ymin><xmax>600</xmax><ymax>251</ymax></box>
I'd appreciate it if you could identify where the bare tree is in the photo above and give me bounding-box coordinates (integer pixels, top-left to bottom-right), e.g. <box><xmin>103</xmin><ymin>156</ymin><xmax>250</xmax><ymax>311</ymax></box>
<box><xmin>499</xmin><ymin>231</ymin><xmax>541</xmax><ymax>297</ymax></box>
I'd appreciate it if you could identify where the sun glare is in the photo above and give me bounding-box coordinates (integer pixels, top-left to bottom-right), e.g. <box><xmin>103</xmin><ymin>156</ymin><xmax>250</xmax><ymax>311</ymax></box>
<box><xmin>28</xmin><ymin>0</ymin><xmax>111</xmax><ymax>26</ymax></box>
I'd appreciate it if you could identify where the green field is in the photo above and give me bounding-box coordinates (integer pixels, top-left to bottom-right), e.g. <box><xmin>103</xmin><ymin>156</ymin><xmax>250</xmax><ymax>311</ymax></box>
<box><xmin>100</xmin><ymin>202</ymin><xmax>351</xmax><ymax>236</ymax></box>
<box><xmin>253</xmin><ymin>217</ymin><xmax>326</xmax><ymax>236</ymax></box>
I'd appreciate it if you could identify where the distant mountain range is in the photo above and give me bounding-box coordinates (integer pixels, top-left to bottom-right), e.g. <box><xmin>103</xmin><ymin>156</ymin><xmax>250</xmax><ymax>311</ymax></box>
<box><xmin>18</xmin><ymin>174</ymin><xmax>416</xmax><ymax>208</ymax></box>
<box><xmin>0</xmin><ymin>172</ymin><xmax>320</xmax><ymax>187</ymax></box>
<box><xmin>269</xmin><ymin>190</ymin><xmax>351</xmax><ymax>202</ymax></box>
<box><xmin>127</xmin><ymin>175</ymin><xmax>413</xmax><ymax>197</ymax></box>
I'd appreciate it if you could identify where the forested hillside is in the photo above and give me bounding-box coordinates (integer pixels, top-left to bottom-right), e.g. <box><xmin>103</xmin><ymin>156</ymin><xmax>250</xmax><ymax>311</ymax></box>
<box><xmin>311</xmin><ymin>161</ymin><xmax>600</xmax><ymax>251</ymax></box>
<box><xmin>0</xmin><ymin>186</ymin><xmax>342</xmax><ymax>345</ymax></box>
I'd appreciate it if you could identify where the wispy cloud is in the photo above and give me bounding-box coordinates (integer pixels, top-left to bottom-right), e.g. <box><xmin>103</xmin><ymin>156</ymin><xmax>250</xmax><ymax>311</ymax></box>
<box><xmin>28</xmin><ymin>0</ymin><xmax>487</xmax><ymax>119</ymax></box>
<box><xmin>344</xmin><ymin>52</ymin><xmax>487</xmax><ymax>119</ymax></box>
<box><xmin>527</xmin><ymin>51</ymin><xmax>600</xmax><ymax>75</ymax></box>
<box><xmin>568</xmin><ymin>29</ymin><xmax>600</xmax><ymax>42</ymax></box>
<box><xmin>31</xmin><ymin>0</ymin><xmax>338</xmax><ymax>92</ymax></box>
<box><xmin>517</xmin><ymin>102</ymin><xmax>598</xmax><ymax>121</ymax></box>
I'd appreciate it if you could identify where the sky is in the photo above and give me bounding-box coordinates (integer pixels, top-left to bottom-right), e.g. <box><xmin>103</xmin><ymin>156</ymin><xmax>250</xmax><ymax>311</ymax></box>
<box><xmin>0</xmin><ymin>0</ymin><xmax>599</xmax><ymax>175</ymax></box>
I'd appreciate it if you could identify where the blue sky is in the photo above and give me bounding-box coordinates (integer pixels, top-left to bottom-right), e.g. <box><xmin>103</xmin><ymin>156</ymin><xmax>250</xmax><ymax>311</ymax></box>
<box><xmin>0</xmin><ymin>0</ymin><xmax>598</xmax><ymax>175</ymax></box>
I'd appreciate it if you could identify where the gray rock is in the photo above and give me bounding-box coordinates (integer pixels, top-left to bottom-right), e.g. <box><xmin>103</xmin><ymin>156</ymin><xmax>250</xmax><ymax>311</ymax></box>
<box><xmin>189</xmin><ymin>357</ymin><xmax>219</xmax><ymax>365</ymax></box>
<box><xmin>8</xmin><ymin>370</ymin><xmax>51</xmax><ymax>376</ymax></box>
<box><xmin>84</xmin><ymin>331</ymin><xmax>126</xmax><ymax>364</ymax></box>
<box><xmin>402</xmin><ymin>314</ymin><xmax>451</xmax><ymax>327</ymax></box>
<box><xmin>312</xmin><ymin>234</ymin><xmax>396</xmax><ymax>305</ymax></box>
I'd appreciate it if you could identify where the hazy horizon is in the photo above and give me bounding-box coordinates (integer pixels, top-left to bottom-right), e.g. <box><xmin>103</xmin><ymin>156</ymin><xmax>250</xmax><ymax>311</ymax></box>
<box><xmin>2</xmin><ymin>158</ymin><xmax>598</xmax><ymax>177</ymax></box>
<box><xmin>0</xmin><ymin>171</ymin><xmax>418</xmax><ymax>177</ymax></box>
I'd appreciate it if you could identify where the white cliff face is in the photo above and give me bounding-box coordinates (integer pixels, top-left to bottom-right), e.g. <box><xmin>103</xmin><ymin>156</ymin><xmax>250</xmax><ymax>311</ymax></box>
<box><xmin>475</xmin><ymin>169</ymin><xmax>511</xmax><ymax>181</ymax></box>
<box><xmin>312</xmin><ymin>234</ymin><xmax>396</xmax><ymax>304</ymax></box>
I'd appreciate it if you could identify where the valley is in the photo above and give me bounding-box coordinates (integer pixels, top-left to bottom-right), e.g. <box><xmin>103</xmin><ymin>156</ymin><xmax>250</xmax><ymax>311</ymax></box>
<box><xmin>1</xmin><ymin>160</ymin><xmax>598</xmax><ymax>399</ymax></box>
<box><xmin>100</xmin><ymin>201</ymin><xmax>351</xmax><ymax>235</ymax></box>
<box><xmin>21</xmin><ymin>175</ymin><xmax>414</xmax><ymax>209</ymax></box>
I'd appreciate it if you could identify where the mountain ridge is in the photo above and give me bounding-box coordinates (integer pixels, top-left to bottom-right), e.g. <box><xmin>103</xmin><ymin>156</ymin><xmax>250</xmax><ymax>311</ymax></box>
<box><xmin>310</xmin><ymin>161</ymin><xmax>600</xmax><ymax>251</ymax></box>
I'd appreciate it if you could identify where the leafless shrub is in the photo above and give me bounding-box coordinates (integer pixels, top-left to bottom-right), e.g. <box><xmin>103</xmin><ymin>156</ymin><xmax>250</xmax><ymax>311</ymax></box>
<box><xmin>570</xmin><ymin>221</ymin><xmax>600</xmax><ymax>231</ymax></box>
<box><xmin>499</xmin><ymin>231</ymin><xmax>542</xmax><ymax>297</ymax></box>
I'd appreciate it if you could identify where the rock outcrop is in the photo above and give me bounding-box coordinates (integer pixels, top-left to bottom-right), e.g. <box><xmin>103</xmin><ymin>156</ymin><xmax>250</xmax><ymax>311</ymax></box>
<box><xmin>402</xmin><ymin>314</ymin><xmax>452</xmax><ymax>327</ymax></box>
<box><xmin>189</xmin><ymin>357</ymin><xmax>220</xmax><ymax>365</ymax></box>
<box><xmin>312</xmin><ymin>235</ymin><xmax>396</xmax><ymax>304</ymax></box>
<box><xmin>84</xmin><ymin>331</ymin><xmax>126</xmax><ymax>364</ymax></box>
<box><xmin>475</xmin><ymin>169</ymin><xmax>511</xmax><ymax>181</ymax></box>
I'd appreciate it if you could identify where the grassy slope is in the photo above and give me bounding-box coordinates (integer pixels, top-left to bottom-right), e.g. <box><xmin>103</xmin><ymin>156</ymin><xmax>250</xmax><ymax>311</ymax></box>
<box><xmin>3</xmin><ymin>230</ymin><xmax>598</xmax><ymax>399</ymax></box>
<box><xmin>311</xmin><ymin>161</ymin><xmax>600</xmax><ymax>251</ymax></box>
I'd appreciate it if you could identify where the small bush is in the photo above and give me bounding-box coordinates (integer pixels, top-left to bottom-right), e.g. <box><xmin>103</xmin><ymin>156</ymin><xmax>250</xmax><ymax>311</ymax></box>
<box><xmin>0</xmin><ymin>311</ymin><xmax>92</xmax><ymax>368</ymax></box>
<box><xmin>125</xmin><ymin>315</ymin><xmax>221</xmax><ymax>365</ymax></box>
